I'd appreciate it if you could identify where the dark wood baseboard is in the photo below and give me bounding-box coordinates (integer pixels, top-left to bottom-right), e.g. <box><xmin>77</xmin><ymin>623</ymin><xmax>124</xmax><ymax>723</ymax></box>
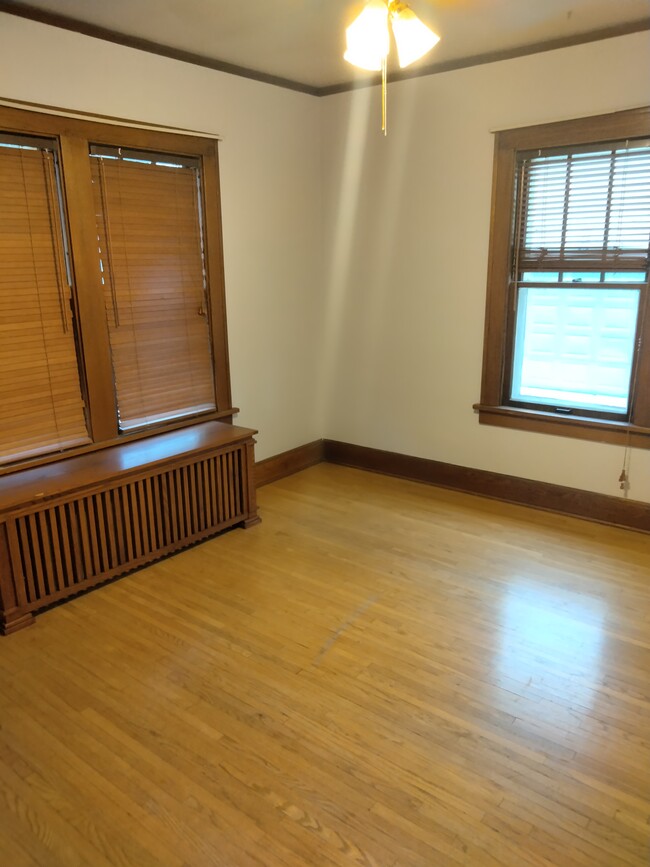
<box><xmin>323</xmin><ymin>440</ymin><xmax>650</xmax><ymax>534</ymax></box>
<box><xmin>255</xmin><ymin>437</ymin><xmax>649</xmax><ymax>533</ymax></box>
<box><xmin>255</xmin><ymin>440</ymin><xmax>324</xmax><ymax>488</ymax></box>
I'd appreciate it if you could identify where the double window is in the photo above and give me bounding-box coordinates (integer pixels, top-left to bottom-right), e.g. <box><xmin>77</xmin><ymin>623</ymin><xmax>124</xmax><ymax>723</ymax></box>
<box><xmin>0</xmin><ymin>107</ymin><xmax>232</xmax><ymax>469</ymax></box>
<box><xmin>477</xmin><ymin>108</ymin><xmax>650</xmax><ymax>447</ymax></box>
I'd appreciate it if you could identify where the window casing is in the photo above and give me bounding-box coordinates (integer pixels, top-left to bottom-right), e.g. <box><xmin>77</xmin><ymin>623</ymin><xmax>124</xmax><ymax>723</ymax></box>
<box><xmin>0</xmin><ymin>106</ymin><xmax>233</xmax><ymax>472</ymax></box>
<box><xmin>476</xmin><ymin>108</ymin><xmax>650</xmax><ymax>448</ymax></box>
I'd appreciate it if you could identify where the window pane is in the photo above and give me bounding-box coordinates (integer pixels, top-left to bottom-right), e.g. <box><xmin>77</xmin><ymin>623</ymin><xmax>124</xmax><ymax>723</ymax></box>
<box><xmin>90</xmin><ymin>152</ymin><xmax>216</xmax><ymax>431</ymax></box>
<box><xmin>521</xmin><ymin>272</ymin><xmax>559</xmax><ymax>283</ymax></box>
<box><xmin>603</xmin><ymin>271</ymin><xmax>647</xmax><ymax>283</ymax></box>
<box><xmin>510</xmin><ymin>287</ymin><xmax>640</xmax><ymax>413</ymax></box>
<box><xmin>560</xmin><ymin>272</ymin><xmax>602</xmax><ymax>283</ymax></box>
<box><xmin>523</xmin><ymin>271</ymin><xmax>649</xmax><ymax>284</ymax></box>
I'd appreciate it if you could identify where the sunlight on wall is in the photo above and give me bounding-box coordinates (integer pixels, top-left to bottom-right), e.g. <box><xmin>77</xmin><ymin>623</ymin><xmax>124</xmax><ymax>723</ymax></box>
<box><xmin>320</xmin><ymin>79</ymin><xmax>427</xmax><ymax>434</ymax></box>
<box><xmin>318</xmin><ymin>88</ymin><xmax>373</xmax><ymax>429</ymax></box>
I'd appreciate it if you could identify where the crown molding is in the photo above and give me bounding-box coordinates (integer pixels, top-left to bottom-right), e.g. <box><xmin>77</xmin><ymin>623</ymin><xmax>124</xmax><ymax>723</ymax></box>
<box><xmin>1</xmin><ymin>2</ymin><xmax>649</xmax><ymax>97</ymax></box>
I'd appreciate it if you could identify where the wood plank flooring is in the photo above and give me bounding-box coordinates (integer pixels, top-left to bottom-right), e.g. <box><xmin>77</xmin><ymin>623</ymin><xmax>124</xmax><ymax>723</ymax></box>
<box><xmin>0</xmin><ymin>463</ymin><xmax>648</xmax><ymax>866</ymax></box>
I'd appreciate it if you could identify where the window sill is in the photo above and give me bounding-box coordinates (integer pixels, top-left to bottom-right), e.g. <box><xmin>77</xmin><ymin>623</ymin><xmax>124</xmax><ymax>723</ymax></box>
<box><xmin>0</xmin><ymin>408</ymin><xmax>239</xmax><ymax>478</ymax></box>
<box><xmin>473</xmin><ymin>404</ymin><xmax>650</xmax><ymax>449</ymax></box>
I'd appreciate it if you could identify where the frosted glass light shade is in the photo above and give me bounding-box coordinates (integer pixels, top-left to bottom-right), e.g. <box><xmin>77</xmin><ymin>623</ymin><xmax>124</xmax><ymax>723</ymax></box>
<box><xmin>344</xmin><ymin>0</ymin><xmax>390</xmax><ymax>71</ymax></box>
<box><xmin>390</xmin><ymin>5</ymin><xmax>440</xmax><ymax>68</ymax></box>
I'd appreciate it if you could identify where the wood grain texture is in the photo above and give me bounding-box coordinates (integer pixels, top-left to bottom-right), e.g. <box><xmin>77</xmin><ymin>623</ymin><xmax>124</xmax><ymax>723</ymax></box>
<box><xmin>0</xmin><ymin>421</ymin><xmax>259</xmax><ymax>633</ymax></box>
<box><xmin>0</xmin><ymin>462</ymin><xmax>648</xmax><ymax>865</ymax></box>
<box><xmin>474</xmin><ymin>404</ymin><xmax>650</xmax><ymax>450</ymax></box>
<box><xmin>0</xmin><ymin>104</ymin><xmax>236</xmax><ymax>475</ymax></box>
<box><xmin>0</xmin><ymin>421</ymin><xmax>256</xmax><ymax>514</ymax></box>
<box><xmin>59</xmin><ymin>133</ymin><xmax>119</xmax><ymax>443</ymax></box>
<box><xmin>255</xmin><ymin>439</ymin><xmax>324</xmax><ymax>487</ymax></box>
<box><xmin>202</xmin><ymin>140</ymin><xmax>233</xmax><ymax>414</ymax></box>
<box><xmin>324</xmin><ymin>439</ymin><xmax>650</xmax><ymax>534</ymax></box>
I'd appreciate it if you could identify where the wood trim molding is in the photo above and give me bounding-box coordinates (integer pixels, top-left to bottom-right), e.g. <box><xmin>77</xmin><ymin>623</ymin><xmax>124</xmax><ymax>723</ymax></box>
<box><xmin>323</xmin><ymin>440</ymin><xmax>650</xmax><ymax>534</ymax></box>
<box><xmin>319</xmin><ymin>20</ymin><xmax>650</xmax><ymax>96</ymax></box>
<box><xmin>0</xmin><ymin>96</ymin><xmax>221</xmax><ymax>139</ymax></box>
<box><xmin>253</xmin><ymin>438</ymin><xmax>649</xmax><ymax>533</ymax></box>
<box><xmin>478</xmin><ymin>107</ymin><xmax>650</xmax><ymax>447</ymax></box>
<box><xmin>475</xmin><ymin>405</ymin><xmax>650</xmax><ymax>449</ymax></box>
<box><xmin>0</xmin><ymin>420</ymin><xmax>260</xmax><ymax>634</ymax></box>
<box><xmin>1</xmin><ymin>1</ymin><xmax>648</xmax><ymax>98</ymax></box>
<box><xmin>0</xmin><ymin>104</ymin><xmax>235</xmax><ymax>476</ymax></box>
<box><xmin>0</xmin><ymin>1</ymin><xmax>320</xmax><ymax>96</ymax></box>
<box><xmin>255</xmin><ymin>440</ymin><xmax>324</xmax><ymax>488</ymax></box>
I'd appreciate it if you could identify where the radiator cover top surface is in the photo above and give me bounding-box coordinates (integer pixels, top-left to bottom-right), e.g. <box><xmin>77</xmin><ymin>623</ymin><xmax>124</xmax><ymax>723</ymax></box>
<box><xmin>0</xmin><ymin>422</ymin><xmax>259</xmax><ymax>633</ymax></box>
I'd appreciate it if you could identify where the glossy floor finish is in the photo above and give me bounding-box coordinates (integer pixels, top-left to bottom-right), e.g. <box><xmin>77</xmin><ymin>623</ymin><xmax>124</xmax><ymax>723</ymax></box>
<box><xmin>0</xmin><ymin>464</ymin><xmax>648</xmax><ymax>866</ymax></box>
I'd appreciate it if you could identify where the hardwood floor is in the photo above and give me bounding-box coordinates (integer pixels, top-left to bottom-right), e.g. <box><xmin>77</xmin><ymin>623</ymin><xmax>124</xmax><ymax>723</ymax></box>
<box><xmin>0</xmin><ymin>463</ymin><xmax>648</xmax><ymax>866</ymax></box>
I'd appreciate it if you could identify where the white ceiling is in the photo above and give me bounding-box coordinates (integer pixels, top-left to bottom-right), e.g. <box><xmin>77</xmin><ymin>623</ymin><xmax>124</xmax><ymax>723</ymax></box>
<box><xmin>4</xmin><ymin>0</ymin><xmax>650</xmax><ymax>90</ymax></box>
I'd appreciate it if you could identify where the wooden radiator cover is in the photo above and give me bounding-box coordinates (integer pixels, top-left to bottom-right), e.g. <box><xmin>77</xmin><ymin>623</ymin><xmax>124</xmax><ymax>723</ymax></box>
<box><xmin>0</xmin><ymin>422</ymin><xmax>259</xmax><ymax>634</ymax></box>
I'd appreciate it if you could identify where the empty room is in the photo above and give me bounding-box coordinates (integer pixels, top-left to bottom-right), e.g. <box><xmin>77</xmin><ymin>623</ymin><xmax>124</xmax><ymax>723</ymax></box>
<box><xmin>0</xmin><ymin>1</ymin><xmax>649</xmax><ymax>865</ymax></box>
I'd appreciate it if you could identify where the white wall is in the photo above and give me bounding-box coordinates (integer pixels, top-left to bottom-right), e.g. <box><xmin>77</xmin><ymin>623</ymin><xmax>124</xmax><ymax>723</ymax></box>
<box><xmin>0</xmin><ymin>12</ymin><xmax>324</xmax><ymax>461</ymax></box>
<box><xmin>0</xmin><ymin>14</ymin><xmax>648</xmax><ymax>502</ymax></box>
<box><xmin>321</xmin><ymin>33</ymin><xmax>650</xmax><ymax>502</ymax></box>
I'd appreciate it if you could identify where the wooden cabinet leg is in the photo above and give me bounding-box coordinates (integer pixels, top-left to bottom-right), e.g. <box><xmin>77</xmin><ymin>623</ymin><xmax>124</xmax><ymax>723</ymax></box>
<box><xmin>1</xmin><ymin>610</ymin><xmax>34</xmax><ymax>635</ymax></box>
<box><xmin>243</xmin><ymin>439</ymin><xmax>261</xmax><ymax>528</ymax></box>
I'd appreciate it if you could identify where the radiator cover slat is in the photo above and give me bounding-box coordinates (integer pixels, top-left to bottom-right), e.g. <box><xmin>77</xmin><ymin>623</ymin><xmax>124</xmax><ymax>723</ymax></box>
<box><xmin>0</xmin><ymin>427</ymin><xmax>259</xmax><ymax>633</ymax></box>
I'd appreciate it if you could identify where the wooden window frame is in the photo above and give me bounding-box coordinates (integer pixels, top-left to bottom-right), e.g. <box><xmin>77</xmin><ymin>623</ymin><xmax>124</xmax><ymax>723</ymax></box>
<box><xmin>0</xmin><ymin>105</ymin><xmax>235</xmax><ymax>475</ymax></box>
<box><xmin>475</xmin><ymin>107</ymin><xmax>650</xmax><ymax>449</ymax></box>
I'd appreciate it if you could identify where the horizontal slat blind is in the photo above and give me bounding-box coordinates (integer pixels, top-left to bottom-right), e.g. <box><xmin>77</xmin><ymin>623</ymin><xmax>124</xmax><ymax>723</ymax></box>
<box><xmin>0</xmin><ymin>140</ymin><xmax>90</xmax><ymax>465</ymax></box>
<box><xmin>518</xmin><ymin>143</ymin><xmax>650</xmax><ymax>271</ymax></box>
<box><xmin>90</xmin><ymin>154</ymin><xmax>216</xmax><ymax>431</ymax></box>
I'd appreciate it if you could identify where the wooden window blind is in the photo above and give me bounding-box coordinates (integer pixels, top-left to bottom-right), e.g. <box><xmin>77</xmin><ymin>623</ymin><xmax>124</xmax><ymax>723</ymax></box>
<box><xmin>0</xmin><ymin>136</ymin><xmax>90</xmax><ymax>465</ymax></box>
<box><xmin>517</xmin><ymin>141</ymin><xmax>650</xmax><ymax>273</ymax></box>
<box><xmin>0</xmin><ymin>106</ymin><xmax>233</xmax><ymax>473</ymax></box>
<box><xmin>90</xmin><ymin>148</ymin><xmax>216</xmax><ymax>432</ymax></box>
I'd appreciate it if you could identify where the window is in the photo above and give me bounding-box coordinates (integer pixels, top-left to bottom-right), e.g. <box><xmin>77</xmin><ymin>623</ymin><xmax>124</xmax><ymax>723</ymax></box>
<box><xmin>477</xmin><ymin>108</ymin><xmax>650</xmax><ymax>448</ymax></box>
<box><xmin>0</xmin><ymin>134</ymin><xmax>90</xmax><ymax>464</ymax></box>
<box><xmin>90</xmin><ymin>146</ymin><xmax>216</xmax><ymax>431</ymax></box>
<box><xmin>0</xmin><ymin>106</ymin><xmax>233</xmax><ymax>471</ymax></box>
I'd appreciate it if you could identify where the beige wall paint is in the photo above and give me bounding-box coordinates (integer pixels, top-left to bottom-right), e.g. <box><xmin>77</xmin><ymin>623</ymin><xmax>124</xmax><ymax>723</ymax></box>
<box><xmin>0</xmin><ymin>13</ymin><xmax>324</xmax><ymax>461</ymax></box>
<box><xmin>321</xmin><ymin>33</ymin><xmax>650</xmax><ymax>502</ymax></box>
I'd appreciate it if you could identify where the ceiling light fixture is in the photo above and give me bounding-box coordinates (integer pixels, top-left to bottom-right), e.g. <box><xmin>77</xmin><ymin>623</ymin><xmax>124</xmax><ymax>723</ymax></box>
<box><xmin>344</xmin><ymin>0</ymin><xmax>440</xmax><ymax>135</ymax></box>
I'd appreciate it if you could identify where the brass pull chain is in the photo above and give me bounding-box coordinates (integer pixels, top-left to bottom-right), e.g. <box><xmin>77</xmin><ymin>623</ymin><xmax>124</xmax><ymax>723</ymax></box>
<box><xmin>98</xmin><ymin>160</ymin><xmax>120</xmax><ymax>327</ymax></box>
<box><xmin>42</xmin><ymin>151</ymin><xmax>69</xmax><ymax>333</ymax></box>
<box><xmin>381</xmin><ymin>56</ymin><xmax>387</xmax><ymax>136</ymax></box>
<box><xmin>191</xmin><ymin>167</ymin><xmax>210</xmax><ymax>318</ymax></box>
